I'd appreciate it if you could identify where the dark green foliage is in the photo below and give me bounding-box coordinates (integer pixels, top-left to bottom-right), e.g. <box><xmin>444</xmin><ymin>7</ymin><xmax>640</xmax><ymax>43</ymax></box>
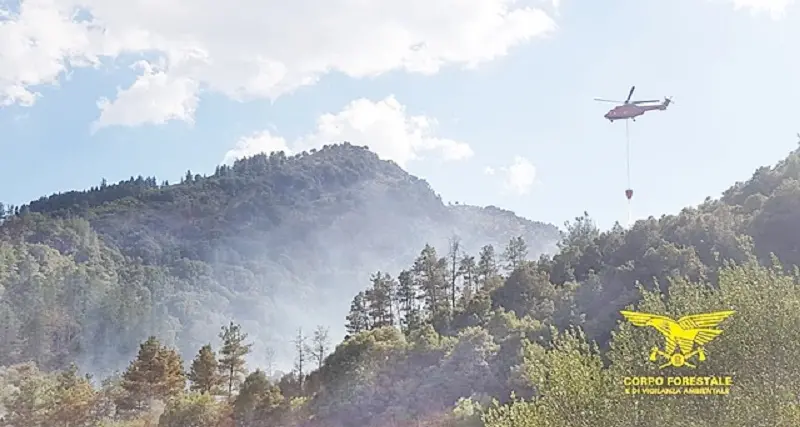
<box><xmin>0</xmin><ymin>144</ymin><xmax>559</xmax><ymax>375</ymax></box>
<box><xmin>219</xmin><ymin>323</ymin><xmax>252</xmax><ymax>397</ymax></box>
<box><xmin>233</xmin><ymin>369</ymin><xmax>284</xmax><ymax>426</ymax></box>
<box><xmin>118</xmin><ymin>336</ymin><xmax>185</xmax><ymax>413</ymax></box>
<box><xmin>188</xmin><ymin>344</ymin><xmax>221</xmax><ymax>394</ymax></box>
<box><xmin>5</xmin><ymin>144</ymin><xmax>800</xmax><ymax>426</ymax></box>
<box><xmin>323</xmin><ymin>145</ymin><xmax>800</xmax><ymax>426</ymax></box>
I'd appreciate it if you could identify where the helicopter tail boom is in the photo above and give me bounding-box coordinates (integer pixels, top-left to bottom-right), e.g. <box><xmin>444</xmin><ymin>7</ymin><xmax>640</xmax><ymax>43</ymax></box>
<box><xmin>640</xmin><ymin>97</ymin><xmax>672</xmax><ymax>111</ymax></box>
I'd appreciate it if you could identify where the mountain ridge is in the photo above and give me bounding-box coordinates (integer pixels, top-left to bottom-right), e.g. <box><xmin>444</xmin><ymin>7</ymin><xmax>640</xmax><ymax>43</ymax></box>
<box><xmin>18</xmin><ymin>143</ymin><xmax>560</xmax><ymax>261</ymax></box>
<box><xmin>3</xmin><ymin>145</ymin><xmax>800</xmax><ymax>427</ymax></box>
<box><xmin>0</xmin><ymin>142</ymin><xmax>561</xmax><ymax>373</ymax></box>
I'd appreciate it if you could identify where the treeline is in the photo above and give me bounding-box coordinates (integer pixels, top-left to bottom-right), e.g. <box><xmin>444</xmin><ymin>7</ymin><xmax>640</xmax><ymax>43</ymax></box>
<box><xmin>4</xmin><ymin>144</ymin><xmax>800</xmax><ymax>426</ymax></box>
<box><xmin>6</xmin><ymin>249</ymin><xmax>800</xmax><ymax>426</ymax></box>
<box><xmin>344</xmin><ymin>236</ymin><xmax>531</xmax><ymax>337</ymax></box>
<box><xmin>0</xmin><ymin>144</ymin><xmax>560</xmax><ymax>380</ymax></box>
<box><xmin>0</xmin><ymin>321</ymin><xmax>333</xmax><ymax>427</ymax></box>
<box><xmin>0</xmin><ymin>234</ymin><xmax>569</xmax><ymax>427</ymax></box>
<box><xmin>0</xmin><ymin>234</ymin><xmax>552</xmax><ymax>427</ymax></box>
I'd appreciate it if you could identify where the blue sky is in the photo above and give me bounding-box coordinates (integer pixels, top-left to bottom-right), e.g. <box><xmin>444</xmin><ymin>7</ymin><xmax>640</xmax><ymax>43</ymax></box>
<box><xmin>1</xmin><ymin>0</ymin><xmax>798</xmax><ymax>231</ymax></box>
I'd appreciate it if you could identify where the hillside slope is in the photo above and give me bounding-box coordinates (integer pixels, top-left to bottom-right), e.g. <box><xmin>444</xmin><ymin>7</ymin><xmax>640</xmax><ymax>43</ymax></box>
<box><xmin>0</xmin><ymin>143</ymin><xmax>561</xmax><ymax>373</ymax></box>
<box><xmin>4</xmin><ymin>146</ymin><xmax>800</xmax><ymax>427</ymax></box>
<box><xmin>288</xmin><ymin>145</ymin><xmax>800</xmax><ymax>427</ymax></box>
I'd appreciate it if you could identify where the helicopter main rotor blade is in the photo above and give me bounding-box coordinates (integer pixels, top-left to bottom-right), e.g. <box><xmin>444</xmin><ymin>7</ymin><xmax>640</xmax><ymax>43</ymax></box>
<box><xmin>625</xmin><ymin>86</ymin><xmax>635</xmax><ymax>104</ymax></box>
<box><xmin>594</xmin><ymin>98</ymin><xmax>623</xmax><ymax>103</ymax></box>
<box><xmin>631</xmin><ymin>100</ymin><xmax>660</xmax><ymax>104</ymax></box>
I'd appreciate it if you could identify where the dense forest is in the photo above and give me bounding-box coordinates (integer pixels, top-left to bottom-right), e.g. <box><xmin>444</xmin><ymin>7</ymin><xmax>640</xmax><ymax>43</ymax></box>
<box><xmin>0</xmin><ymin>143</ymin><xmax>560</xmax><ymax>375</ymax></box>
<box><xmin>3</xmin><ymin>142</ymin><xmax>800</xmax><ymax>426</ymax></box>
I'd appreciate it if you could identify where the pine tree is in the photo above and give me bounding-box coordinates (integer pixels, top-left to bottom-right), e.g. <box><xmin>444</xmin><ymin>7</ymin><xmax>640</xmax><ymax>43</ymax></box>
<box><xmin>188</xmin><ymin>344</ymin><xmax>221</xmax><ymax>394</ymax></box>
<box><xmin>477</xmin><ymin>244</ymin><xmax>499</xmax><ymax>286</ymax></box>
<box><xmin>365</xmin><ymin>272</ymin><xmax>395</xmax><ymax>328</ymax></box>
<box><xmin>218</xmin><ymin>322</ymin><xmax>252</xmax><ymax>397</ymax></box>
<box><xmin>345</xmin><ymin>291</ymin><xmax>370</xmax><ymax>335</ymax></box>
<box><xmin>413</xmin><ymin>245</ymin><xmax>449</xmax><ymax>322</ymax></box>
<box><xmin>447</xmin><ymin>236</ymin><xmax>462</xmax><ymax>311</ymax></box>
<box><xmin>396</xmin><ymin>269</ymin><xmax>422</xmax><ymax>334</ymax></box>
<box><xmin>458</xmin><ymin>254</ymin><xmax>477</xmax><ymax>305</ymax></box>
<box><xmin>118</xmin><ymin>336</ymin><xmax>186</xmax><ymax>412</ymax></box>
<box><xmin>502</xmin><ymin>236</ymin><xmax>528</xmax><ymax>271</ymax></box>
<box><xmin>49</xmin><ymin>364</ymin><xmax>96</xmax><ymax>427</ymax></box>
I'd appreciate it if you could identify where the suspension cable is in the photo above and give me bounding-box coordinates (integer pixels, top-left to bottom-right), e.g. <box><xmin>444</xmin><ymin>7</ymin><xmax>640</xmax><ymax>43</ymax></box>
<box><xmin>626</xmin><ymin>120</ymin><xmax>632</xmax><ymax>226</ymax></box>
<box><xmin>626</xmin><ymin>120</ymin><xmax>631</xmax><ymax>189</ymax></box>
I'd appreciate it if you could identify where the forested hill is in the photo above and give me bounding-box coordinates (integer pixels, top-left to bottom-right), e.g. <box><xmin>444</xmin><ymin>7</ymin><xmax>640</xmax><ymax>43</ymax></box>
<box><xmin>6</xmin><ymin>144</ymin><xmax>800</xmax><ymax>427</ymax></box>
<box><xmin>19</xmin><ymin>143</ymin><xmax>559</xmax><ymax>261</ymax></box>
<box><xmin>283</xmin><ymin>144</ymin><xmax>800</xmax><ymax>427</ymax></box>
<box><xmin>263</xmin><ymin>144</ymin><xmax>800</xmax><ymax>427</ymax></box>
<box><xmin>0</xmin><ymin>143</ymin><xmax>561</xmax><ymax>374</ymax></box>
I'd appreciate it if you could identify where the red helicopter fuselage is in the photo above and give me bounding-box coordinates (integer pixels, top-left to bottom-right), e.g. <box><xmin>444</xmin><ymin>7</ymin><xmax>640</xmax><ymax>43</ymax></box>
<box><xmin>604</xmin><ymin>99</ymin><xmax>670</xmax><ymax>122</ymax></box>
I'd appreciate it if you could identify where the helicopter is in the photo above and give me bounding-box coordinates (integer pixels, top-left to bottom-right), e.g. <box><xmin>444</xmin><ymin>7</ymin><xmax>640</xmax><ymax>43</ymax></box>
<box><xmin>595</xmin><ymin>86</ymin><xmax>672</xmax><ymax>122</ymax></box>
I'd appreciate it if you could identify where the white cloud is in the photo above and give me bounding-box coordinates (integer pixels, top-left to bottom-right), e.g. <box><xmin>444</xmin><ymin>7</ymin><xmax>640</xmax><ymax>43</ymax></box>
<box><xmin>1</xmin><ymin>0</ymin><xmax>558</xmax><ymax>127</ymax></box>
<box><xmin>483</xmin><ymin>166</ymin><xmax>496</xmax><ymax>175</ymax></box>
<box><xmin>499</xmin><ymin>156</ymin><xmax>536</xmax><ymax>195</ymax></box>
<box><xmin>690</xmin><ymin>0</ymin><xmax>794</xmax><ymax>17</ymax></box>
<box><xmin>0</xmin><ymin>0</ymin><xmax>99</xmax><ymax>106</ymax></box>
<box><xmin>223</xmin><ymin>96</ymin><xmax>472</xmax><ymax>168</ymax></box>
<box><xmin>222</xmin><ymin>131</ymin><xmax>292</xmax><ymax>165</ymax></box>
<box><xmin>720</xmin><ymin>0</ymin><xmax>793</xmax><ymax>17</ymax></box>
<box><xmin>91</xmin><ymin>61</ymin><xmax>199</xmax><ymax>131</ymax></box>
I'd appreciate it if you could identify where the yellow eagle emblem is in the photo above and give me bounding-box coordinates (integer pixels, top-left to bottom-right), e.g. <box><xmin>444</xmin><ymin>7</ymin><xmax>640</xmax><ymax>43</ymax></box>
<box><xmin>620</xmin><ymin>310</ymin><xmax>735</xmax><ymax>368</ymax></box>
